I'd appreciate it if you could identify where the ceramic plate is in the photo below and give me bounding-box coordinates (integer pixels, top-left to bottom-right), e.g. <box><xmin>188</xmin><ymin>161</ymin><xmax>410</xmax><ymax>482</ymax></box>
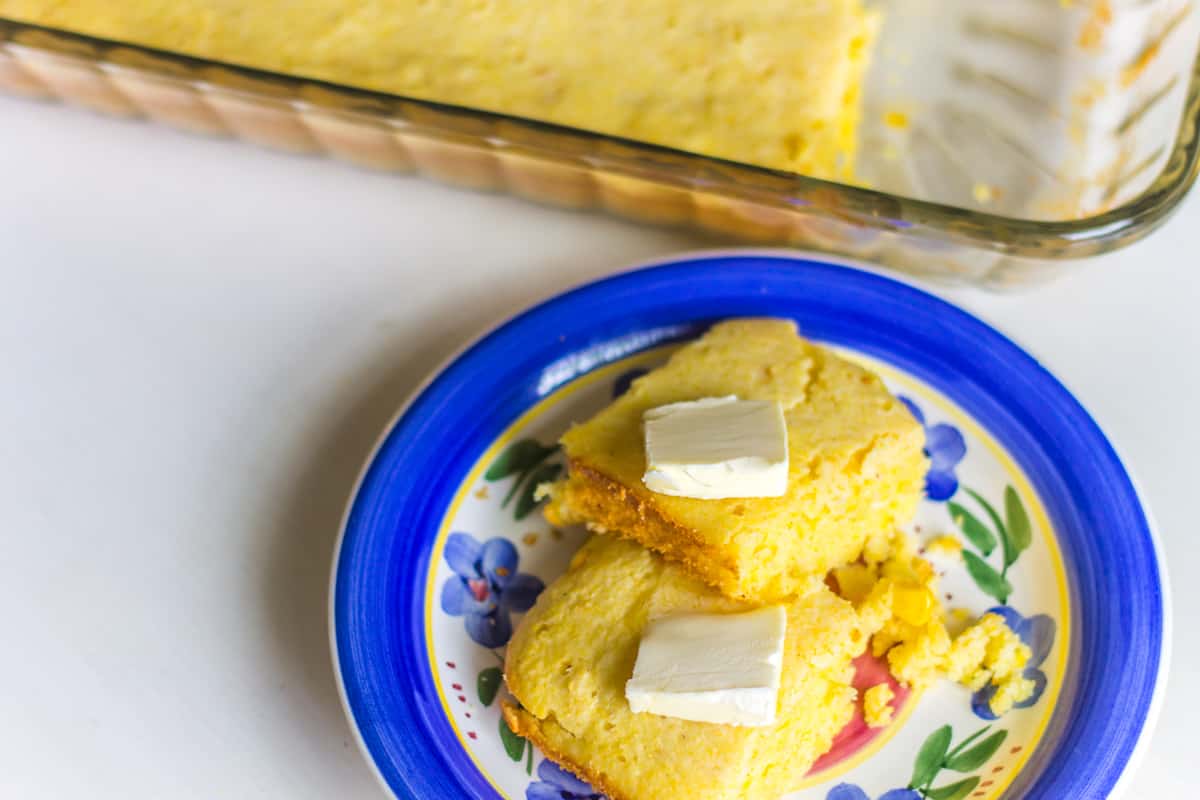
<box><xmin>331</xmin><ymin>254</ymin><xmax>1167</xmax><ymax>800</ymax></box>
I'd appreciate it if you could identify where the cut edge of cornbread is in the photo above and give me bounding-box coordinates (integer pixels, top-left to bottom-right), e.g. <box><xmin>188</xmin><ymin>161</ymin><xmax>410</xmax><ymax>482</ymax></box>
<box><xmin>502</xmin><ymin>702</ymin><xmax>633</xmax><ymax>800</ymax></box>
<box><xmin>545</xmin><ymin>460</ymin><xmax>744</xmax><ymax>595</ymax></box>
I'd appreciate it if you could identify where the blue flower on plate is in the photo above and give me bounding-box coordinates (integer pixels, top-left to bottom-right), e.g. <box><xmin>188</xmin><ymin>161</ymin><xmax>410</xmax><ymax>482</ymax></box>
<box><xmin>826</xmin><ymin>784</ymin><xmax>921</xmax><ymax>800</ymax></box>
<box><xmin>527</xmin><ymin>759</ymin><xmax>604</xmax><ymax>800</ymax></box>
<box><xmin>898</xmin><ymin>395</ymin><xmax>966</xmax><ymax>502</ymax></box>
<box><xmin>971</xmin><ymin>605</ymin><xmax>1057</xmax><ymax>720</ymax></box>
<box><xmin>440</xmin><ymin>533</ymin><xmax>544</xmax><ymax>648</ymax></box>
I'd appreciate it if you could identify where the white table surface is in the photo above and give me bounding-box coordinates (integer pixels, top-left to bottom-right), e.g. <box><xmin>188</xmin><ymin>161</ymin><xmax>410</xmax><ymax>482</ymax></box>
<box><xmin>2</xmin><ymin>94</ymin><xmax>1196</xmax><ymax>798</ymax></box>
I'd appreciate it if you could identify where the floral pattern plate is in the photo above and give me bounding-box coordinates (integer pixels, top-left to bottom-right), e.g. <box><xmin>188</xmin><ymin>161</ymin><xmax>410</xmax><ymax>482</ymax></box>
<box><xmin>331</xmin><ymin>254</ymin><xmax>1167</xmax><ymax>800</ymax></box>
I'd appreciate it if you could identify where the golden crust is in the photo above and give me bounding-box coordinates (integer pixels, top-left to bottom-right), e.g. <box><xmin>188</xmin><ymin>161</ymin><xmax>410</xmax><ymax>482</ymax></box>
<box><xmin>556</xmin><ymin>458</ymin><xmax>743</xmax><ymax>597</ymax></box>
<box><xmin>502</xmin><ymin>702</ymin><xmax>633</xmax><ymax>800</ymax></box>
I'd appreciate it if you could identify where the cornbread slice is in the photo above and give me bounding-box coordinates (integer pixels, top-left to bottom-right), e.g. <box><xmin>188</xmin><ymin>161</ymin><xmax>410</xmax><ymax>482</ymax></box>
<box><xmin>503</xmin><ymin>536</ymin><xmax>893</xmax><ymax>800</ymax></box>
<box><xmin>1</xmin><ymin>1</ymin><xmax>877</xmax><ymax>178</ymax></box>
<box><xmin>543</xmin><ymin>319</ymin><xmax>927</xmax><ymax>602</ymax></box>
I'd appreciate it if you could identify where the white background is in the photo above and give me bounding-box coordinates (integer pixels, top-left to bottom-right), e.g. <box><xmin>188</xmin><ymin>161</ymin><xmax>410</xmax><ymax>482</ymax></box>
<box><xmin>2</xmin><ymin>94</ymin><xmax>1195</xmax><ymax>797</ymax></box>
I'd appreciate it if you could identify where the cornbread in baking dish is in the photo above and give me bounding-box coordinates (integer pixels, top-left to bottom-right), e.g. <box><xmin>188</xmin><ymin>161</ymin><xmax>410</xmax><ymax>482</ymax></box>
<box><xmin>542</xmin><ymin>318</ymin><xmax>928</xmax><ymax>602</ymax></box>
<box><xmin>503</xmin><ymin>535</ymin><xmax>894</xmax><ymax>800</ymax></box>
<box><xmin>1</xmin><ymin>0</ymin><xmax>878</xmax><ymax>178</ymax></box>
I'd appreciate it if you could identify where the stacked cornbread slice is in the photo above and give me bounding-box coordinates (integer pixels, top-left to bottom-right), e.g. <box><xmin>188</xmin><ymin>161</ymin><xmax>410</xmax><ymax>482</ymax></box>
<box><xmin>542</xmin><ymin>318</ymin><xmax>927</xmax><ymax>602</ymax></box>
<box><xmin>503</xmin><ymin>536</ymin><xmax>893</xmax><ymax>800</ymax></box>
<box><xmin>504</xmin><ymin>319</ymin><xmax>1033</xmax><ymax>800</ymax></box>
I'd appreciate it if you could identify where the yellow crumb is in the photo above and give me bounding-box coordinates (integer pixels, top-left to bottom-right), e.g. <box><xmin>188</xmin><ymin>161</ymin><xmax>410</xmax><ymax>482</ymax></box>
<box><xmin>1122</xmin><ymin>42</ymin><xmax>1160</xmax><ymax>88</ymax></box>
<box><xmin>863</xmin><ymin>683</ymin><xmax>895</xmax><ymax>728</ymax></box>
<box><xmin>923</xmin><ymin>535</ymin><xmax>963</xmax><ymax>559</ymax></box>
<box><xmin>883</xmin><ymin>110</ymin><xmax>910</xmax><ymax>130</ymax></box>
<box><xmin>944</xmin><ymin>613</ymin><xmax>1034</xmax><ymax>713</ymax></box>
<box><xmin>990</xmin><ymin>675</ymin><xmax>1038</xmax><ymax>716</ymax></box>
<box><xmin>893</xmin><ymin>583</ymin><xmax>936</xmax><ymax>627</ymax></box>
<box><xmin>1078</xmin><ymin>0</ymin><xmax>1112</xmax><ymax>52</ymax></box>
<box><xmin>1073</xmin><ymin>78</ymin><xmax>1108</xmax><ymax>111</ymax></box>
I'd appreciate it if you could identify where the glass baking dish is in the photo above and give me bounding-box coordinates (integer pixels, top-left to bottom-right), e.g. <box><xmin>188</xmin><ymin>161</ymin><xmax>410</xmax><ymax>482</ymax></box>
<box><xmin>2</xmin><ymin>1</ymin><xmax>1198</xmax><ymax>288</ymax></box>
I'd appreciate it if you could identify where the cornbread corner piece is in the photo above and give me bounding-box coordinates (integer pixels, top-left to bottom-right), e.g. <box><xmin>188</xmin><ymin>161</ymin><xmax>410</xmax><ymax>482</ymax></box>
<box><xmin>503</xmin><ymin>536</ymin><xmax>888</xmax><ymax>800</ymax></box>
<box><xmin>3</xmin><ymin>1</ymin><xmax>878</xmax><ymax>179</ymax></box>
<box><xmin>543</xmin><ymin>318</ymin><xmax>927</xmax><ymax>602</ymax></box>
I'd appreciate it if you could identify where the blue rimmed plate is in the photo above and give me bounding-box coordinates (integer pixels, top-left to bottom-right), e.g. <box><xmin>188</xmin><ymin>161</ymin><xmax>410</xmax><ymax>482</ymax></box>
<box><xmin>330</xmin><ymin>254</ymin><xmax>1168</xmax><ymax>800</ymax></box>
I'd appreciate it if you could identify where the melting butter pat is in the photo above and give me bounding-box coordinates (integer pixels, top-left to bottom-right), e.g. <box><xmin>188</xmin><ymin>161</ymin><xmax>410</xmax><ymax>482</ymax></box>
<box><xmin>625</xmin><ymin>605</ymin><xmax>787</xmax><ymax>727</ymax></box>
<box><xmin>642</xmin><ymin>396</ymin><xmax>788</xmax><ymax>499</ymax></box>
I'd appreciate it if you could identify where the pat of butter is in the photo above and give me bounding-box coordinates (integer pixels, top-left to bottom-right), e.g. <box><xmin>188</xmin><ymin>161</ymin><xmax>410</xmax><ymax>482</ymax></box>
<box><xmin>642</xmin><ymin>396</ymin><xmax>788</xmax><ymax>499</ymax></box>
<box><xmin>625</xmin><ymin>605</ymin><xmax>787</xmax><ymax>727</ymax></box>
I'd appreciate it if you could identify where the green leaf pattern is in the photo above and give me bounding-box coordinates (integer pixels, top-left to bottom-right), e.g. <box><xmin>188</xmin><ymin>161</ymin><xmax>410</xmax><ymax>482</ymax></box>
<box><xmin>499</xmin><ymin>714</ymin><xmax>526</xmax><ymax>762</ymax></box>
<box><xmin>926</xmin><ymin>777</ymin><xmax>980</xmax><ymax>800</ymax></box>
<box><xmin>907</xmin><ymin>725</ymin><xmax>1007</xmax><ymax>799</ymax></box>
<box><xmin>1004</xmin><ymin>486</ymin><xmax>1033</xmax><ymax>562</ymax></box>
<box><xmin>476</xmin><ymin>667</ymin><xmax>502</xmax><ymax>707</ymax></box>
<box><xmin>962</xmin><ymin>551</ymin><xmax>1012</xmax><ymax>605</ymax></box>
<box><xmin>951</xmin><ymin>484</ymin><xmax>1034</xmax><ymax>604</ymax></box>
<box><xmin>910</xmin><ymin>726</ymin><xmax>953</xmax><ymax>790</ymax></box>
<box><xmin>515</xmin><ymin>462</ymin><xmax>563</xmax><ymax>520</ymax></box>
<box><xmin>944</xmin><ymin>730</ymin><xmax>1008</xmax><ymax>772</ymax></box>
<box><xmin>485</xmin><ymin>438</ymin><xmax>561</xmax><ymax>521</ymax></box>
<box><xmin>948</xmin><ymin>501</ymin><xmax>997</xmax><ymax>556</ymax></box>
<box><xmin>963</xmin><ymin>488</ymin><xmax>1013</xmax><ymax>568</ymax></box>
<box><xmin>485</xmin><ymin>440</ymin><xmax>555</xmax><ymax>481</ymax></box>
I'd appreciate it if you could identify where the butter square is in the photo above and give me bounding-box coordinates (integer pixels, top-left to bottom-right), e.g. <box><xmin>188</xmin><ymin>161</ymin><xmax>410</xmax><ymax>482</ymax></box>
<box><xmin>642</xmin><ymin>396</ymin><xmax>788</xmax><ymax>499</ymax></box>
<box><xmin>625</xmin><ymin>605</ymin><xmax>787</xmax><ymax>726</ymax></box>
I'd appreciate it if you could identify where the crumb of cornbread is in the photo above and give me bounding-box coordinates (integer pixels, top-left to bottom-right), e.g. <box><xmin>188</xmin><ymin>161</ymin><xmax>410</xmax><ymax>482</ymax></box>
<box><xmin>503</xmin><ymin>535</ymin><xmax>892</xmax><ymax>800</ymax></box>
<box><xmin>923</xmin><ymin>535</ymin><xmax>963</xmax><ymax>559</ymax></box>
<box><xmin>863</xmin><ymin>683</ymin><xmax>895</xmax><ymax>728</ymax></box>
<box><xmin>1</xmin><ymin>0</ymin><xmax>878</xmax><ymax>179</ymax></box>
<box><xmin>836</xmin><ymin>530</ymin><xmax>1036</xmax><ymax>716</ymax></box>
<box><xmin>543</xmin><ymin>319</ymin><xmax>927</xmax><ymax>603</ymax></box>
<box><xmin>943</xmin><ymin>614</ymin><xmax>1034</xmax><ymax>715</ymax></box>
<box><xmin>988</xmin><ymin>673</ymin><xmax>1038</xmax><ymax>717</ymax></box>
